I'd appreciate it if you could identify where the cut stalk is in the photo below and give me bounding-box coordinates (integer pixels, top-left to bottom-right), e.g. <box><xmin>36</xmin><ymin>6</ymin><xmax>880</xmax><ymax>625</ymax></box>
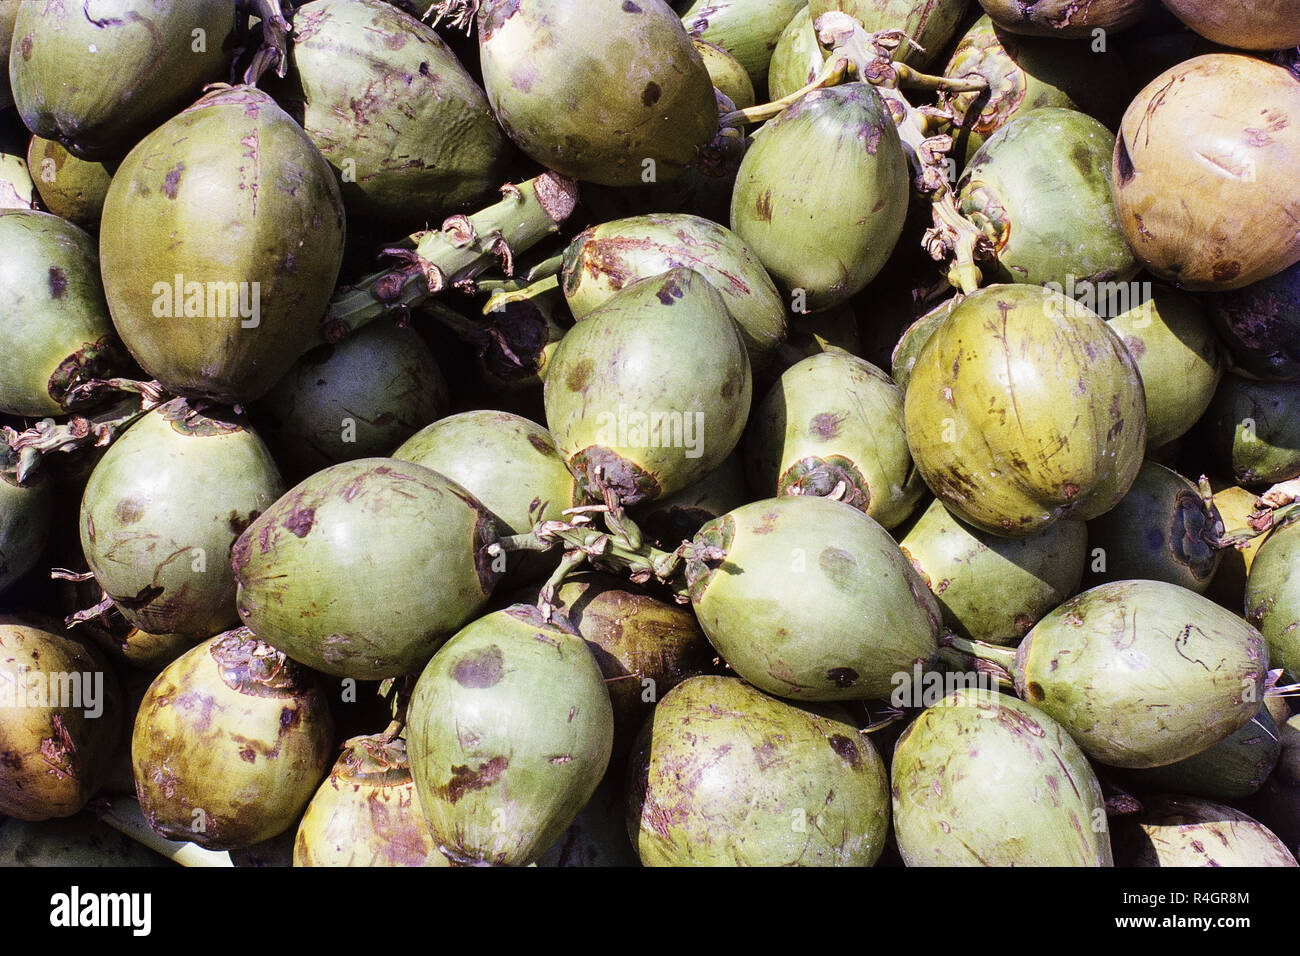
<box><xmin>320</xmin><ymin>172</ymin><xmax>579</xmax><ymax>344</ymax></box>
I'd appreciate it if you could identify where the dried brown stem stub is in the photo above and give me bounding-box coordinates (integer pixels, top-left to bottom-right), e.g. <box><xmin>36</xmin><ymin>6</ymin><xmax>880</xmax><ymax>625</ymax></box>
<box><xmin>1248</xmin><ymin>479</ymin><xmax>1300</xmax><ymax>534</ymax></box>
<box><xmin>320</xmin><ymin>172</ymin><xmax>579</xmax><ymax>344</ymax></box>
<box><xmin>427</xmin><ymin>0</ymin><xmax>479</xmax><ymax>31</ymax></box>
<box><xmin>1</xmin><ymin>389</ymin><xmax>169</xmax><ymax>478</ymax></box>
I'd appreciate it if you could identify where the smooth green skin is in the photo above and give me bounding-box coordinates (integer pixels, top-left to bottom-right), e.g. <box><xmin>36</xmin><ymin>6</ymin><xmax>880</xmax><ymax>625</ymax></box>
<box><xmin>1085</xmin><ymin>461</ymin><xmax>1223</xmax><ymax>595</ymax></box>
<box><xmin>731</xmin><ymin>83</ymin><xmax>908</xmax><ymax>311</ymax></box>
<box><xmin>132</xmin><ymin>631</ymin><xmax>334</xmax><ymax>850</ymax></box>
<box><xmin>0</xmin><ymin>209</ymin><xmax>119</xmax><ymax>416</ymax></box>
<box><xmin>79</xmin><ymin>400</ymin><xmax>284</xmax><ymax>639</ymax></box>
<box><xmin>26</xmin><ymin>136</ymin><xmax>112</xmax><ymax>228</ymax></box>
<box><xmin>627</xmin><ymin>675</ymin><xmax>890</xmax><ymax>866</ymax></box>
<box><xmin>232</xmin><ymin>458</ymin><xmax>499</xmax><ymax>681</ymax></box>
<box><xmin>1116</xmin><ymin>796</ymin><xmax>1297</xmax><ymax>867</ymax></box>
<box><xmin>944</xmin><ymin>15</ymin><xmax>1130</xmax><ymax>164</ymax></box>
<box><xmin>977</xmin><ymin>0</ymin><xmax>1149</xmax><ymax>37</ymax></box>
<box><xmin>1016</xmin><ymin>580</ymin><xmax>1270</xmax><ymax>769</ymax></box>
<box><xmin>0</xmin><ymin>148</ymin><xmax>33</xmax><ymax>209</ymax></box>
<box><xmin>0</xmin><ymin>469</ymin><xmax>51</xmax><ymax>597</ymax></box>
<box><xmin>1107</xmin><ymin>288</ymin><xmax>1223</xmax><ymax>449</ymax></box>
<box><xmin>767</xmin><ymin>6</ymin><xmax>821</xmax><ymax>101</ymax></box>
<box><xmin>0</xmin><ymin>813</ymin><xmax>175</xmax><ymax>867</ymax></box>
<box><xmin>254</xmin><ymin>321</ymin><xmax>448</xmax><ymax>479</ymax></box>
<box><xmin>808</xmin><ymin>0</ymin><xmax>967</xmax><ymax>68</ymax></box>
<box><xmin>1114</xmin><ymin>55</ymin><xmax>1300</xmax><ymax>292</ymax></box>
<box><xmin>1202</xmin><ymin>375</ymin><xmax>1300</xmax><ymax>487</ymax></box>
<box><xmin>395</xmin><ymin>410</ymin><xmax>578</xmax><ymax>538</ymax></box>
<box><xmin>1127</xmin><ymin>706</ymin><xmax>1280</xmax><ymax>801</ymax></box>
<box><xmin>631</xmin><ymin>451</ymin><xmax>749</xmax><ymax>548</ymax></box>
<box><xmin>1163</xmin><ymin>0</ymin><xmax>1300</xmax><ymax>51</ymax></box>
<box><xmin>0</xmin><ymin>1</ymin><xmax>15</xmax><ymax>109</ymax></box>
<box><xmin>746</xmin><ymin>350</ymin><xmax>924</xmax><ymax>529</ymax></box>
<box><xmin>890</xmin><ymin>298</ymin><xmax>955</xmax><ymax>392</ymax></box>
<box><xmin>687</xmin><ymin>496</ymin><xmax>941</xmax><ymax>700</ymax></box>
<box><xmin>99</xmin><ymin>86</ymin><xmax>346</xmax><ymax>405</ymax></box>
<box><xmin>561</xmin><ymin>213</ymin><xmax>788</xmax><ymax>373</ymax></box>
<box><xmin>544</xmin><ymin>269</ymin><xmax>752</xmax><ymax>505</ymax></box>
<box><xmin>1206</xmin><ymin>260</ymin><xmax>1300</xmax><ymax>383</ymax></box>
<box><xmin>682</xmin><ymin>0</ymin><xmax>807</xmax><ymax>83</ymax></box>
<box><xmin>0</xmin><ymin>619</ymin><xmax>123</xmax><ymax>821</ymax></box>
<box><xmin>892</xmin><ymin>688</ymin><xmax>1113</xmax><ymax>866</ymax></box>
<box><xmin>285</xmin><ymin>0</ymin><xmax>509</xmax><ymax>225</ymax></box>
<box><xmin>538</xmin><ymin>770</ymin><xmax>640</xmax><ymax>867</ymax></box>
<box><xmin>899</xmin><ymin>497</ymin><xmax>1087</xmax><ymax>646</ymax></box>
<box><xmin>958</xmin><ymin>109</ymin><xmax>1138</xmax><ymax>288</ymax></box>
<box><xmin>393</xmin><ymin>409</ymin><xmax>577</xmax><ymax>584</ymax></box>
<box><xmin>693</xmin><ymin>38</ymin><xmax>754</xmax><ymax>109</ymax></box>
<box><xmin>478</xmin><ymin>0</ymin><xmax>717</xmax><ymax>187</ymax></box>
<box><xmin>406</xmin><ymin>606</ymin><xmax>614</xmax><ymax>867</ymax></box>
<box><xmin>905</xmin><ymin>284</ymin><xmax>1147</xmax><ymax>538</ymax></box>
<box><xmin>1246</xmin><ymin>518</ymin><xmax>1300</xmax><ymax>678</ymax></box>
<box><xmin>9</xmin><ymin>0</ymin><xmax>233</xmax><ymax>160</ymax></box>
<box><xmin>550</xmin><ymin>573</ymin><xmax>711</xmax><ymax>756</ymax></box>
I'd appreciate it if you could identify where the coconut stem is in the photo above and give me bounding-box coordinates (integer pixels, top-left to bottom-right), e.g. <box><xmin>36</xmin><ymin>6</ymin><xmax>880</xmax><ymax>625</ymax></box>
<box><xmin>481</xmin><ymin>273</ymin><xmax>561</xmax><ymax>314</ymax></box>
<box><xmin>720</xmin><ymin>56</ymin><xmax>852</xmax><ymax>127</ymax></box>
<box><xmin>489</xmin><ymin>509</ymin><xmax>691</xmax><ymax>601</ymax></box>
<box><xmin>92</xmin><ymin>797</ymin><xmax>234</xmax><ymax>867</ymax></box>
<box><xmin>1</xmin><ymin>390</ymin><xmax>169</xmax><ymax>479</ymax></box>
<box><xmin>939</xmin><ymin>633</ymin><xmax>1018</xmax><ymax>673</ymax></box>
<box><xmin>1248</xmin><ymin>479</ymin><xmax>1300</xmax><ymax>534</ymax></box>
<box><xmin>475</xmin><ymin>254</ymin><xmax>566</xmax><ymax>295</ymax></box>
<box><xmin>319</xmin><ymin>172</ymin><xmax>579</xmax><ymax>345</ymax></box>
<box><xmin>240</xmin><ymin>0</ymin><xmax>294</xmax><ymax>86</ymax></box>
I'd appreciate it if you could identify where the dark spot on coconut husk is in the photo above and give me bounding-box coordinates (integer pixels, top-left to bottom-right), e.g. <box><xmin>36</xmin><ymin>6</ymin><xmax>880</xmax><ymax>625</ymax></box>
<box><xmin>444</xmin><ymin>756</ymin><xmax>509</xmax><ymax>803</ymax></box>
<box><xmin>162</xmin><ymin>163</ymin><xmax>185</xmax><ymax>199</ymax></box>
<box><xmin>1071</xmin><ymin>143</ymin><xmax>1094</xmax><ymax>177</ymax></box>
<box><xmin>229</xmin><ymin>510</ymin><xmax>260</xmax><ymax>536</ymax></box>
<box><xmin>114</xmin><ymin>496</ymin><xmax>145</xmax><ymax>525</ymax></box>
<box><xmin>828</xmin><ymin>733</ymin><xmax>861</xmax><ymax>765</ymax></box>
<box><xmin>622</xmin><ymin>0</ymin><xmax>641</xmax><ymax>10</ymax></box>
<box><xmin>656</xmin><ymin>275</ymin><xmax>684</xmax><ymax>304</ymax></box>
<box><xmin>810</xmin><ymin>412</ymin><xmax>846</xmax><ymax>440</ymax></box>
<box><xmin>642</xmin><ymin>82</ymin><xmax>661</xmax><ymax>107</ymax></box>
<box><xmin>818</xmin><ymin>546</ymin><xmax>858</xmax><ymax>591</ymax></box>
<box><xmin>827</xmin><ymin>667</ymin><xmax>858</xmax><ymax>688</ymax></box>
<box><xmin>283</xmin><ymin>508</ymin><xmax>314</xmax><ymax>538</ymax></box>
<box><xmin>755</xmin><ymin>189</ymin><xmax>773</xmax><ymax>222</ymax></box>
<box><xmin>451</xmin><ymin>645</ymin><xmax>505</xmax><ymax>688</ymax></box>
<box><xmin>47</xmin><ymin>267</ymin><xmax>67</xmax><ymax>299</ymax></box>
<box><xmin>565</xmin><ymin>357</ymin><xmax>594</xmax><ymax>392</ymax></box>
<box><xmin>1115</xmin><ymin>135</ymin><xmax>1134</xmax><ymax>186</ymax></box>
<box><xmin>1213</xmin><ymin>261</ymin><xmax>1241</xmax><ymax>283</ymax></box>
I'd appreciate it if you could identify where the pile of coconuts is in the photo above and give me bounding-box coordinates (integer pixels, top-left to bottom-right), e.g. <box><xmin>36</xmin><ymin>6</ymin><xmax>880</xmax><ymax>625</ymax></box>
<box><xmin>3</xmin><ymin>0</ymin><xmax>1300</xmax><ymax>869</ymax></box>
